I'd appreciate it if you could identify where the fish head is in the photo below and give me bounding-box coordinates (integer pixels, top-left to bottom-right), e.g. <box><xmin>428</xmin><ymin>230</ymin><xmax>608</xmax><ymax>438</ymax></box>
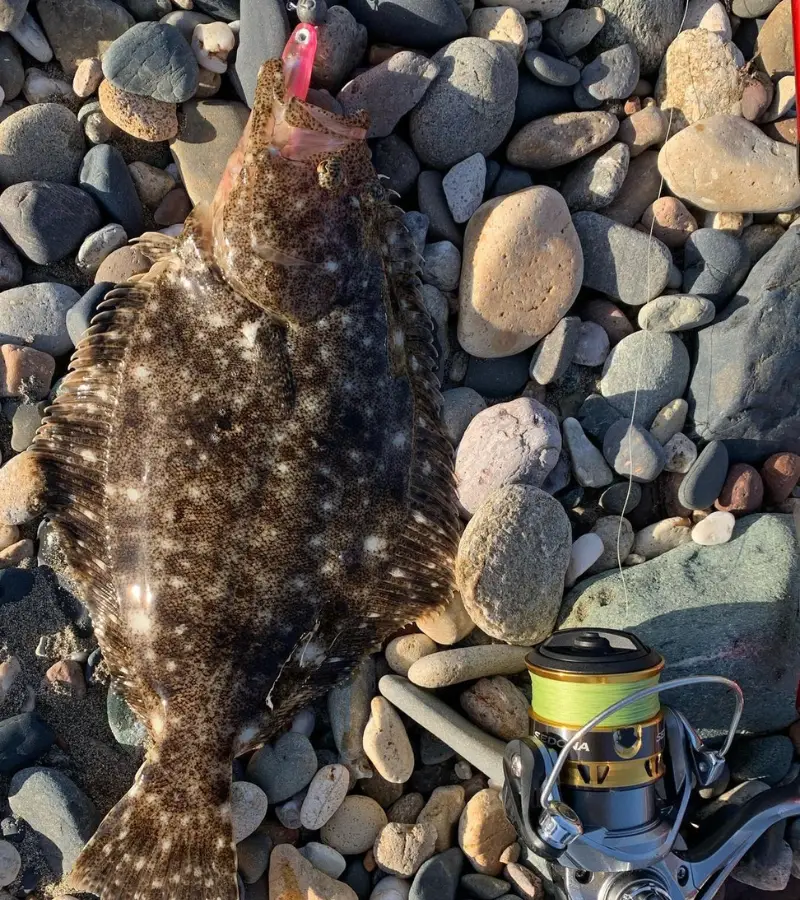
<box><xmin>207</xmin><ymin>33</ymin><xmax>380</xmax><ymax>325</ymax></box>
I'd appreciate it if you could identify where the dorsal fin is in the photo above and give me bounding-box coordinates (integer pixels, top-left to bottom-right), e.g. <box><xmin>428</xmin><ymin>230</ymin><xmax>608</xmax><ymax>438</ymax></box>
<box><xmin>31</xmin><ymin>235</ymin><xmax>180</xmax><ymax>723</ymax></box>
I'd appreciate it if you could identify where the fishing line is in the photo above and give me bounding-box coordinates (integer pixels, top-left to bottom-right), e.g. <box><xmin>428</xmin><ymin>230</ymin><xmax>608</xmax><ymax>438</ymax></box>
<box><xmin>615</xmin><ymin>0</ymin><xmax>693</xmax><ymax>623</ymax></box>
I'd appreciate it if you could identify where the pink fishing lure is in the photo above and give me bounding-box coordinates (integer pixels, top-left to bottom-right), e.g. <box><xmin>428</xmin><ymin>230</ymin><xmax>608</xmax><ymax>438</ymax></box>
<box><xmin>282</xmin><ymin>23</ymin><xmax>318</xmax><ymax>102</ymax></box>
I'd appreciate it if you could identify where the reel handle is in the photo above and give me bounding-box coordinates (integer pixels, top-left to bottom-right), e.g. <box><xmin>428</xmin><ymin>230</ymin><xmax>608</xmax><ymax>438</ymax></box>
<box><xmin>538</xmin><ymin>675</ymin><xmax>744</xmax><ymax>811</ymax></box>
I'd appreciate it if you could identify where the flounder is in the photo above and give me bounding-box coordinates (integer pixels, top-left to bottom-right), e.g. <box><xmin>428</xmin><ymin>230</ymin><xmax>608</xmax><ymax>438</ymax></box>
<box><xmin>26</xmin><ymin>24</ymin><xmax>458</xmax><ymax>900</ymax></box>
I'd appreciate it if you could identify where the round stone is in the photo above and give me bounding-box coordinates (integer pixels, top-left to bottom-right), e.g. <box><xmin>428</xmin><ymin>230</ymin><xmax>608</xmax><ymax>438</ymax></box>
<box><xmin>98</xmin><ymin>78</ymin><xmax>178</xmax><ymax>142</ymax></box>
<box><xmin>441</xmin><ymin>388</ymin><xmax>486</xmax><ymax>445</ymax></box>
<box><xmin>298</xmin><ymin>842</ymin><xmax>346</xmax><ymax>879</ymax></box>
<box><xmin>588</xmin><ymin>515</ymin><xmax>634</xmax><ymax>573</ymax></box>
<box><xmin>600</xmin><ymin>481</ymin><xmax>642</xmax><ymax>515</ymax></box>
<box><xmin>663</xmin><ymin>433</ymin><xmax>698</xmax><ymax>474</ymax></box>
<box><xmin>246</xmin><ymin>732</ymin><xmax>318</xmax><ymax>804</ymax></box>
<box><xmin>410</xmin><ymin>38</ymin><xmax>517</xmax><ymax>169</ymax></box>
<box><xmin>102</xmin><ymin>22</ymin><xmax>199</xmax><ymax>103</ymax></box>
<box><xmin>682</xmin><ymin>228</ymin><xmax>750</xmax><ymax>309</ymax></box>
<box><xmin>385</xmin><ymin>634</ymin><xmax>437</xmax><ymax>677</ymax></box>
<box><xmin>231</xmin><ymin>781</ymin><xmax>268</xmax><ymax>843</ymax></box>
<box><xmin>761</xmin><ymin>452</ymin><xmax>800</xmax><ymax>502</ymax></box>
<box><xmin>311</xmin><ymin>6</ymin><xmax>368</xmax><ymax>93</ymax></box>
<box><xmin>691</xmin><ymin>510</ymin><xmax>735</xmax><ymax>546</ymax></box>
<box><xmin>617</xmin><ymin>105</ymin><xmax>667</xmax><ymax>157</ymax></box>
<box><xmin>603</xmin><ymin>420</ymin><xmax>667</xmax><ymax>483</ymax></box>
<box><xmin>0</xmin><ymin>105</ymin><xmax>84</xmax><ymax>187</ymax></box>
<box><xmin>79</xmin><ymin>144</ymin><xmax>144</xmax><ymax>236</ymax></box>
<box><xmin>573</xmin><ymin>321</ymin><xmax>610</xmax><ymax>366</ymax></box>
<box><xmin>363</xmin><ymin>697</ymin><xmax>414</xmax><ymax>784</ymax></box>
<box><xmin>455</xmin><ymin>398</ymin><xmax>562</xmax><ymax>516</ymax></box>
<box><xmin>755</xmin><ymin>0</ymin><xmax>793</xmax><ymax>77</ymax></box>
<box><xmin>579</xmin><ymin>297</ymin><xmax>634</xmax><ymax>345</ymax></box>
<box><xmin>422</xmin><ymin>241</ymin><xmax>461</xmax><ymax>291</ymax></box>
<box><xmin>600</xmin><ymin>332</ymin><xmax>691</xmax><ymax>426</ymax></box>
<box><xmin>0</xmin><ymin>283</ymin><xmax>80</xmax><ymax>356</ymax></box>
<box><xmin>300</xmin><ymin>764</ymin><xmax>350</xmax><ymax>831</ymax></box>
<box><xmin>0</xmin><ymin>34</ymin><xmax>24</xmax><ymax>103</ymax></box>
<box><xmin>577</xmin><ymin>43</ymin><xmax>640</xmax><ymax>107</ymax></box>
<box><xmin>416</xmin><ymin>592</ymin><xmax>475</xmax><ymax>645</ymax></box>
<box><xmin>637</xmin><ymin>295</ymin><xmax>716</xmax><ymax>332</ymax></box>
<box><xmin>640</xmin><ymin>197</ymin><xmax>697</xmax><ymax>248</ymax></box>
<box><xmin>562</xmin><ymin>417</ymin><xmax>613</xmax><ymax>488</ymax></box>
<box><xmin>714</xmin><ymin>463</ymin><xmax>764</xmax><ymax>515</ymax></box>
<box><xmin>348</xmin><ymin>0</ymin><xmax>467</xmax><ymax>48</ymax></box>
<box><xmin>94</xmin><ymin>245</ymin><xmax>150</xmax><ymax>284</ymax></box>
<box><xmin>373</xmin><ymin>822</ymin><xmax>437</xmax><ymax>878</ymax></box>
<box><xmin>457</xmin><ymin>186</ymin><xmax>583</xmax><ymax>357</ymax></box>
<box><xmin>632</xmin><ymin>516</ymin><xmax>693</xmax><ymax>559</ymax></box>
<box><xmin>0</xmin><ymin>840</ymin><xmax>20</xmax><ymax>887</ymax></box>
<box><xmin>76</xmin><ymin>224</ymin><xmax>128</xmax><ymax>274</ymax></box>
<box><xmin>458</xmin><ymin>790</ymin><xmax>516</xmax><ymax>876</ymax></box>
<box><xmin>524</xmin><ymin>50</ymin><xmax>580</xmax><ymax>87</ymax></box>
<box><xmin>658</xmin><ymin>115</ymin><xmax>800</xmax><ymax>213</ymax></box>
<box><xmin>559</xmin><ymin>142</ymin><xmax>630</xmax><ymax>212</ymax></box>
<box><xmin>678</xmin><ymin>440</ymin><xmax>729</xmax><ymax>509</ymax></box>
<box><xmin>459</xmin><ymin>676</ymin><xmax>528</xmax><ymax>741</ymax></box>
<box><xmin>455</xmin><ymin>484</ymin><xmax>572</xmax><ymax>645</ymax></box>
<box><xmin>321</xmin><ymin>795</ymin><xmax>388</xmax><ymax>855</ymax></box>
<box><xmin>529</xmin><ymin>316</ymin><xmax>580</xmax><ymax>385</ymax></box>
<box><xmin>544</xmin><ymin>7</ymin><xmax>606</xmax><ymax>56</ymax></box>
<box><xmin>507</xmin><ymin>111</ymin><xmax>618</xmax><ymax>169</ymax></box>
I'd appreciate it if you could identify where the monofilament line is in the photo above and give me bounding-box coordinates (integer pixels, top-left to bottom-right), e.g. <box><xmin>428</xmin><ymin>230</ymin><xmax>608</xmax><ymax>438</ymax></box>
<box><xmin>616</xmin><ymin>0</ymin><xmax>692</xmax><ymax>624</ymax></box>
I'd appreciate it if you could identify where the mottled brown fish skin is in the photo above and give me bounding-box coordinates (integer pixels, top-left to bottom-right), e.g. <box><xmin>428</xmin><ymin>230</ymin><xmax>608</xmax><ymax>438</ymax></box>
<box><xmin>30</xmin><ymin>59</ymin><xmax>458</xmax><ymax>900</ymax></box>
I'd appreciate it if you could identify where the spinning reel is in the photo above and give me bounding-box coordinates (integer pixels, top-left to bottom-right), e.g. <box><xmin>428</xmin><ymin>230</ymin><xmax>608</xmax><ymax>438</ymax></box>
<box><xmin>501</xmin><ymin>629</ymin><xmax>800</xmax><ymax>900</ymax></box>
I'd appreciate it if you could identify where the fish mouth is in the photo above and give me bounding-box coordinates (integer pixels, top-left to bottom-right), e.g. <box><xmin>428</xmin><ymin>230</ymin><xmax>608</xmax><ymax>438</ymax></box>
<box><xmin>275</xmin><ymin>101</ymin><xmax>368</xmax><ymax>162</ymax></box>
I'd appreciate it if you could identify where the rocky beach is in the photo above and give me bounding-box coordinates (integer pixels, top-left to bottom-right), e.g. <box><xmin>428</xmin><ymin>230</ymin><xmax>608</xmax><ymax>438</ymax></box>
<box><xmin>0</xmin><ymin>0</ymin><xmax>799</xmax><ymax>899</ymax></box>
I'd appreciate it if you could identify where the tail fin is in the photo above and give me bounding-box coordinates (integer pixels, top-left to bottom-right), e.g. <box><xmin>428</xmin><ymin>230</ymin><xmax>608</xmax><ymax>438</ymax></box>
<box><xmin>69</xmin><ymin>748</ymin><xmax>238</xmax><ymax>900</ymax></box>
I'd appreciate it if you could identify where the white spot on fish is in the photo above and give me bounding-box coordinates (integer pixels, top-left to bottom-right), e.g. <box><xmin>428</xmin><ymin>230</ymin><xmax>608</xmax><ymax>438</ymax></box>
<box><xmin>133</xmin><ymin>365</ymin><xmax>150</xmax><ymax>381</ymax></box>
<box><xmin>392</xmin><ymin>432</ymin><xmax>408</xmax><ymax>448</ymax></box>
<box><xmin>166</xmin><ymin>660</ymin><xmax>177</xmax><ymax>672</ymax></box>
<box><xmin>324</xmin><ymin>260</ymin><xmax>339</xmax><ymax>273</ymax></box>
<box><xmin>364</xmin><ymin>535</ymin><xmax>387</xmax><ymax>553</ymax></box>
<box><xmin>393</xmin><ymin>329</ymin><xmax>404</xmax><ymax>347</ymax></box>
<box><xmin>174</xmin><ymin>624</ymin><xmax>187</xmax><ymax>635</ymax></box>
<box><xmin>126</xmin><ymin>487</ymin><xmax>142</xmax><ymax>502</ymax></box>
<box><xmin>80</xmin><ymin>449</ymin><xmax>98</xmax><ymax>462</ymax></box>
<box><xmin>240</xmin><ymin>321</ymin><xmax>261</xmax><ymax>348</ymax></box>
<box><xmin>128</xmin><ymin>609</ymin><xmax>151</xmax><ymax>633</ymax></box>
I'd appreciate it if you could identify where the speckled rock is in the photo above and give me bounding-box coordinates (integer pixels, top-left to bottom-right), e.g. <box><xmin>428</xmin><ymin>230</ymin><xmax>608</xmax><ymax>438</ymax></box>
<box><xmin>309</xmin><ymin>7</ymin><xmax>367</xmax><ymax>93</ymax></box>
<box><xmin>374</xmin><ymin>823</ymin><xmax>437</xmax><ymax>877</ymax></box>
<box><xmin>363</xmin><ymin>697</ymin><xmax>415</xmax><ymax>784</ymax></box>
<box><xmin>410</xmin><ymin>38</ymin><xmax>517</xmax><ymax>169</ymax></box>
<box><xmin>458</xmin><ymin>790</ymin><xmax>516</xmax><ymax>877</ymax></box>
<box><xmin>588</xmin><ymin>515</ymin><xmax>634</xmax><ymax>573</ymax></box>
<box><xmin>530</xmin><ymin>316</ymin><xmax>580</xmax><ymax>385</ymax></box>
<box><xmin>99</xmin><ymin>78</ymin><xmax>177</xmax><ymax>142</ymax></box>
<box><xmin>455</xmin><ymin>398</ymin><xmax>562</xmax><ymax>516</ymax></box>
<box><xmin>603</xmin><ymin>420</ymin><xmax>666</xmax><ymax>483</ymax></box>
<box><xmin>321</xmin><ymin>796</ymin><xmax>388</xmax><ymax>855</ymax></box>
<box><xmin>761</xmin><ymin>452</ymin><xmax>800</xmax><ymax>502</ymax></box>
<box><xmin>682</xmin><ymin>228</ymin><xmax>750</xmax><ymax>309</ymax></box>
<box><xmin>459</xmin><ymin>677</ymin><xmax>528</xmax><ymax>740</ymax></box>
<box><xmin>458</xmin><ymin>186</ymin><xmax>582</xmax><ymax>357</ymax></box>
<box><xmin>0</xmin><ymin>283</ymin><xmax>80</xmax><ymax>356</ymax></box>
<box><xmin>94</xmin><ymin>245</ymin><xmax>150</xmax><ymax>284</ymax></box>
<box><xmin>0</xmin><ymin>104</ymin><xmax>84</xmax><ymax>187</ymax></box>
<box><xmin>385</xmin><ymin>635</ymin><xmax>438</xmax><ymax>677</ymax></box>
<box><xmin>663</xmin><ymin>433</ymin><xmax>698</xmax><ymax>474</ymax></box>
<box><xmin>418</xmin><ymin>785</ymin><xmax>466</xmax><ymax>853</ymax></box>
<box><xmin>544</xmin><ymin>7</ymin><xmax>606</xmax><ymax>56</ymax></box>
<box><xmin>659</xmin><ymin>115</ymin><xmax>800</xmax><ymax>213</ymax></box>
<box><xmin>573</xmin><ymin>320</ymin><xmax>609</xmax><ymax>367</ymax></box>
<box><xmin>576</xmin><ymin>43</ymin><xmax>640</xmax><ymax>108</ymax></box>
<box><xmin>468</xmin><ymin>7</ymin><xmax>527</xmax><ymax>62</ymax></box>
<box><xmin>638</xmin><ymin>295</ymin><xmax>715</xmax><ymax>332</ymax></box>
<box><xmin>300</xmin><ymin>764</ymin><xmax>350</xmax><ymax>831</ymax></box>
<box><xmin>507</xmin><ymin>111</ymin><xmax>618</xmax><ymax>169</ymax></box>
<box><xmin>246</xmin><ymin>732</ymin><xmax>318</xmax><ymax>804</ymax></box>
<box><xmin>455</xmin><ymin>484</ymin><xmax>571</xmax><ymax>644</ymax></box>
<box><xmin>559</xmin><ymin>142</ymin><xmax>630</xmax><ymax>212</ymax></box>
<box><xmin>231</xmin><ymin>781</ymin><xmax>268</xmax><ymax>843</ymax></box>
<box><xmin>641</xmin><ymin>197</ymin><xmax>697</xmax><ymax>248</ymax></box>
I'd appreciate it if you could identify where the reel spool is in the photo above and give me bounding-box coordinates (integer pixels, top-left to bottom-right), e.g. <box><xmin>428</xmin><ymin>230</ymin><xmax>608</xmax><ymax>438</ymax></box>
<box><xmin>527</xmin><ymin>629</ymin><xmax>666</xmax><ymax>832</ymax></box>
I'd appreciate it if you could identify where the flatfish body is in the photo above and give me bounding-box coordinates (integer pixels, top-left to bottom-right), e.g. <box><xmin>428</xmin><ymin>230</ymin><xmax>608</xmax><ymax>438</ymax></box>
<box><xmin>28</xmin><ymin>50</ymin><xmax>458</xmax><ymax>900</ymax></box>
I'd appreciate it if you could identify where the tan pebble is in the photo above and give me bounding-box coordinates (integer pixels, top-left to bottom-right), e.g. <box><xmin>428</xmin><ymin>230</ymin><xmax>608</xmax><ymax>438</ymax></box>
<box><xmin>507</xmin><ymin>111</ymin><xmax>619</xmax><ymax>170</ymax></box>
<box><xmin>458</xmin><ymin>789</ymin><xmax>516</xmax><ymax>876</ymax></box>
<box><xmin>153</xmin><ymin>187</ymin><xmax>192</xmax><ymax>227</ymax></box>
<box><xmin>649</xmin><ymin>398</ymin><xmax>688</xmax><ymax>444</ymax></box>
<box><xmin>500</xmin><ymin>842</ymin><xmax>520</xmax><ymax>864</ymax></box>
<box><xmin>407</xmin><ymin>645</ymin><xmax>531</xmax><ymax>689</ymax></box>
<box><xmin>457</xmin><ymin>186</ymin><xmax>582</xmax><ymax>358</ymax></box>
<box><xmin>416</xmin><ymin>592</ymin><xmax>475</xmax><ymax>645</ymax></box>
<box><xmin>761</xmin><ymin>452</ymin><xmax>800</xmax><ymax>503</ymax></box>
<box><xmin>417</xmin><ymin>785</ymin><xmax>465</xmax><ymax>853</ymax></box>
<box><xmin>579</xmin><ymin>297</ymin><xmax>634</xmax><ymax>345</ymax></box>
<box><xmin>196</xmin><ymin>68</ymin><xmax>222</xmax><ymax>98</ymax></box>
<box><xmin>359</xmin><ymin>771</ymin><xmax>403</xmax><ymax>808</ymax></box>
<box><xmin>468</xmin><ymin>7</ymin><xmax>527</xmax><ymax>63</ymax></box>
<box><xmin>459</xmin><ymin>676</ymin><xmax>528</xmax><ymax>741</ymax></box>
<box><xmin>691</xmin><ymin>510</ymin><xmax>735</xmax><ymax>546</ymax></box>
<box><xmin>385</xmin><ymin>634</ymin><xmax>437</xmax><ymax>677</ymax></box>
<box><xmin>1</xmin><ymin>344</ymin><xmax>55</xmax><ymax>400</ymax></box>
<box><xmin>94</xmin><ymin>245</ymin><xmax>151</xmax><ymax>284</ymax></box>
<box><xmin>0</xmin><ymin>451</ymin><xmax>46</xmax><ymax>525</ymax></box>
<box><xmin>763</xmin><ymin>117</ymin><xmax>797</xmax><ymax>145</ymax></box>
<box><xmin>0</xmin><ymin>523</ymin><xmax>19</xmax><ymax>552</ymax></box>
<box><xmin>388</xmin><ymin>792</ymin><xmax>425</xmax><ymax>825</ymax></box>
<box><xmin>0</xmin><ymin>655</ymin><xmax>22</xmax><ymax>704</ymax></box>
<box><xmin>73</xmin><ymin>57</ymin><xmax>103</xmax><ymax>98</ymax></box>
<box><xmin>300</xmin><ymin>764</ymin><xmax>350</xmax><ymax>831</ymax></box>
<box><xmin>0</xmin><ymin>538</ymin><xmax>34</xmax><ymax>569</ymax></box>
<box><xmin>624</xmin><ymin>96</ymin><xmax>642</xmax><ymax>115</ymax></box>
<box><xmin>363</xmin><ymin>697</ymin><xmax>414</xmax><ymax>784</ymax></box>
<box><xmin>363</xmin><ymin>848</ymin><xmax>376</xmax><ymax>872</ymax></box>
<box><xmin>624</xmin><ymin>552</ymin><xmax>646</xmax><ymax>566</ymax></box>
<box><xmin>704</xmin><ymin>211</ymin><xmax>746</xmax><ymax>236</ymax></box>
<box><xmin>633</xmin><ymin>517</ymin><xmax>693</xmax><ymax>559</ymax></box>
<box><xmin>505</xmin><ymin>862</ymin><xmax>544</xmax><ymax>900</ymax></box>
<box><xmin>617</xmin><ymin>105</ymin><xmax>667</xmax><ymax>157</ymax></box>
<box><xmin>373</xmin><ymin>822</ymin><xmax>437</xmax><ymax>877</ymax></box>
<box><xmin>640</xmin><ymin>197</ymin><xmax>697</xmax><ymax>248</ymax></box>
<box><xmin>321</xmin><ymin>795</ymin><xmax>388</xmax><ymax>855</ymax></box>
<box><xmin>127</xmin><ymin>161</ymin><xmax>176</xmax><ymax>208</ymax></box>
<box><xmin>756</xmin><ymin>0</ymin><xmax>793</xmax><ymax>77</ymax></box>
<box><xmin>99</xmin><ymin>78</ymin><xmax>177</xmax><ymax>142</ymax></box>
<box><xmin>44</xmin><ymin>659</ymin><xmax>86</xmax><ymax>699</ymax></box>
<box><xmin>269</xmin><ymin>844</ymin><xmax>356</xmax><ymax>900</ymax></box>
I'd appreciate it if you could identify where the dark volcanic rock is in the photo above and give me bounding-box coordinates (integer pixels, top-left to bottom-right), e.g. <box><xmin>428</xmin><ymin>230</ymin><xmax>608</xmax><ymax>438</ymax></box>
<box><xmin>348</xmin><ymin>0</ymin><xmax>466</xmax><ymax>48</ymax></box>
<box><xmin>0</xmin><ymin>715</ymin><xmax>56</xmax><ymax>775</ymax></box>
<box><xmin>688</xmin><ymin>228</ymin><xmax>800</xmax><ymax>461</ymax></box>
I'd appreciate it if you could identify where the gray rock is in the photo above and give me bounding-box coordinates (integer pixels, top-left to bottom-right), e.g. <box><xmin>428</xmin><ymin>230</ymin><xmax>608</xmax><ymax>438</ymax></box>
<box><xmin>461</xmin><ymin>873</ymin><xmax>511</xmax><ymax>899</ymax></box>
<box><xmin>10</xmin><ymin>401</ymin><xmax>46</xmax><ymax>451</ymax></box>
<box><xmin>79</xmin><ymin>144</ymin><xmax>144</xmax><ymax>236</ymax></box>
<box><xmin>311</xmin><ymin>6</ymin><xmax>367</xmax><ymax>93</ymax></box>
<box><xmin>600</xmin><ymin>480</ymin><xmax>642</xmax><ymax>514</ymax></box>
<box><xmin>732</xmin><ymin>0</ymin><xmax>781</xmax><ymax>15</ymax></box>
<box><xmin>572</xmin><ymin>211</ymin><xmax>672</xmax><ymax>305</ymax></box>
<box><xmin>638</xmin><ymin>294</ymin><xmax>716</xmax><ymax>332</ymax></box>
<box><xmin>66</xmin><ymin>282</ymin><xmax>112</xmax><ymax>345</ymax></box>
<box><xmin>732</xmin><ymin>823</ymin><xmax>792</xmax><ymax>891</ymax></box>
<box><xmin>443</xmin><ymin>153</ymin><xmax>486</xmax><ymax>224</ymax></box>
<box><xmin>0</xmin><ymin>238</ymin><xmax>21</xmax><ymax>291</ymax></box>
<box><xmin>514</xmin><ymin>70</ymin><xmax>576</xmax><ymax>126</ymax></box>
<box><xmin>603</xmin><ymin>419</ymin><xmax>666</xmax><ymax>482</ymax></box>
<box><xmin>193</xmin><ymin>0</ymin><xmax>238</xmax><ymax>19</ymax></box>
<box><xmin>328</xmin><ymin>655</ymin><xmax>376</xmax><ymax>775</ymax></box>
<box><xmin>559</xmin><ymin>142</ymin><xmax>630</xmax><ymax>212</ymax></box>
<box><xmin>0</xmin><ymin>104</ymin><xmax>84</xmax><ymax>187</ymax></box>
<box><xmin>573</xmin><ymin>321</ymin><xmax>610</xmax><ymax>366</ymax></box>
<box><xmin>580</xmin><ymin>0</ymin><xmax>684</xmax><ymax>75</ymax></box>
<box><xmin>456</xmin><ymin>485</ymin><xmax>572</xmax><ymax>644</ymax></box>
<box><xmin>410</xmin><ymin>847</ymin><xmax>465</xmax><ymax>900</ymax></box>
<box><xmin>561</xmin><ymin>514</ymin><xmax>800</xmax><ymax>736</ymax></box>
<box><xmin>740</xmin><ymin>223</ymin><xmax>784</xmax><ymax>265</ymax></box>
<box><xmin>530</xmin><ymin>316</ymin><xmax>580</xmax><ymax>385</ymax></box>
<box><xmin>603</xmin><ymin>149</ymin><xmax>661</xmax><ymax>226</ymax></box>
<box><xmin>246</xmin><ymin>732</ymin><xmax>318</xmax><ymax>804</ymax></box>
<box><xmin>373</xmin><ymin>135</ymin><xmax>420</xmax><ymax>198</ymax></box>
<box><xmin>0</xmin><ymin>715</ymin><xmax>55</xmax><ymax>775</ymax></box>
<box><xmin>677</xmin><ymin>440</ymin><xmax>728</xmax><ymax>509</ymax></box>
<box><xmin>0</xmin><ymin>33</ymin><xmax>24</xmax><ymax>102</ymax></box>
<box><xmin>410</xmin><ymin>38</ymin><xmax>517</xmax><ymax>169</ymax></box>
<box><xmin>577</xmin><ymin>392</ymin><xmax>620</xmax><ymax>442</ymax></box>
<box><xmin>0</xmin><ymin>283</ymin><xmax>81</xmax><ymax>355</ymax></box>
<box><xmin>422</xmin><ymin>241</ymin><xmax>461</xmax><ymax>291</ymax></box>
<box><xmin>420</xmin><ymin>731</ymin><xmax>456</xmax><ymax>765</ymax></box>
<box><xmin>589</xmin><ymin>514</ymin><xmax>634</xmax><ymax>573</ymax></box>
<box><xmin>441</xmin><ymin>387</ymin><xmax>486</xmax><ymax>445</ymax></box>
<box><xmin>8</xmin><ymin>767</ymin><xmax>99</xmax><ymax>877</ymax></box>
<box><xmin>0</xmin><ymin>182</ymin><xmax>101</xmax><ymax>266</ymax></box>
<box><xmin>563</xmin><ymin>417</ymin><xmax>614</xmax><ymax>488</ymax></box>
<box><xmin>524</xmin><ymin>49</ymin><xmax>580</xmax><ymax>86</ymax></box>
<box><xmin>455</xmin><ymin>398</ymin><xmax>562</xmax><ymax>515</ymax></box>
<box><xmin>338</xmin><ymin>51</ymin><xmax>439</xmax><ymax>139</ymax></box>
<box><xmin>106</xmin><ymin>683</ymin><xmax>147</xmax><ymax>747</ymax></box>
<box><xmin>600</xmin><ymin>332</ymin><xmax>690</xmax><ymax>427</ymax></box>
<box><xmin>403</xmin><ymin>211</ymin><xmax>429</xmax><ymax>257</ymax></box>
<box><xmin>348</xmin><ymin>0</ymin><xmax>466</xmax><ymax>48</ymax></box>
<box><xmin>230</xmin><ymin>0</ymin><xmax>288</xmax><ymax>107</ymax></box>
<box><xmin>544</xmin><ymin>7</ymin><xmax>606</xmax><ymax>56</ymax></box>
<box><xmin>464</xmin><ymin>353</ymin><xmax>531</xmax><ymax>399</ymax></box>
<box><xmin>486</xmin><ymin>165</ymin><xmax>533</xmax><ymax>200</ymax></box>
<box><xmin>0</xmin><ymin>0</ymin><xmax>26</xmax><ymax>32</ymax></box>
<box><xmin>682</xmin><ymin>229</ymin><xmax>750</xmax><ymax>310</ymax></box>
<box><xmin>576</xmin><ymin>43</ymin><xmax>640</xmax><ymax>108</ymax></box>
<box><xmin>689</xmin><ymin>228</ymin><xmax>800</xmax><ymax>460</ymax></box>
<box><xmin>102</xmin><ymin>21</ymin><xmax>198</xmax><ymax>103</ymax></box>
<box><xmin>728</xmin><ymin>736</ymin><xmax>794</xmax><ymax>786</ymax></box>
<box><xmin>8</xmin><ymin>11</ymin><xmax>52</xmax><ymax>63</ymax></box>
<box><xmin>238</xmin><ymin>831</ymin><xmax>272</xmax><ymax>884</ymax></box>
<box><xmin>76</xmin><ymin>224</ymin><xmax>129</xmax><ymax>274</ymax></box>
<box><xmin>417</xmin><ymin>170</ymin><xmax>462</xmax><ymax>245</ymax></box>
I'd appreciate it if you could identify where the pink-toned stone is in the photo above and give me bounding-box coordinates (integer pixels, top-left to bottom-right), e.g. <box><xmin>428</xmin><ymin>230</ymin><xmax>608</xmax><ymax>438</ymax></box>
<box><xmin>73</xmin><ymin>57</ymin><xmax>103</xmax><ymax>98</ymax></box>
<box><xmin>153</xmin><ymin>187</ymin><xmax>192</xmax><ymax>227</ymax></box>
<box><xmin>94</xmin><ymin>245</ymin><xmax>151</xmax><ymax>284</ymax></box>
<box><xmin>45</xmin><ymin>659</ymin><xmax>87</xmax><ymax>699</ymax></box>
<box><xmin>1</xmin><ymin>344</ymin><xmax>55</xmax><ymax>400</ymax></box>
<box><xmin>640</xmin><ymin>197</ymin><xmax>698</xmax><ymax>248</ymax></box>
<box><xmin>578</xmin><ymin>297</ymin><xmax>635</xmax><ymax>345</ymax></box>
<box><xmin>761</xmin><ymin>452</ymin><xmax>800</xmax><ymax>503</ymax></box>
<box><xmin>714</xmin><ymin>463</ymin><xmax>764</xmax><ymax>515</ymax></box>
